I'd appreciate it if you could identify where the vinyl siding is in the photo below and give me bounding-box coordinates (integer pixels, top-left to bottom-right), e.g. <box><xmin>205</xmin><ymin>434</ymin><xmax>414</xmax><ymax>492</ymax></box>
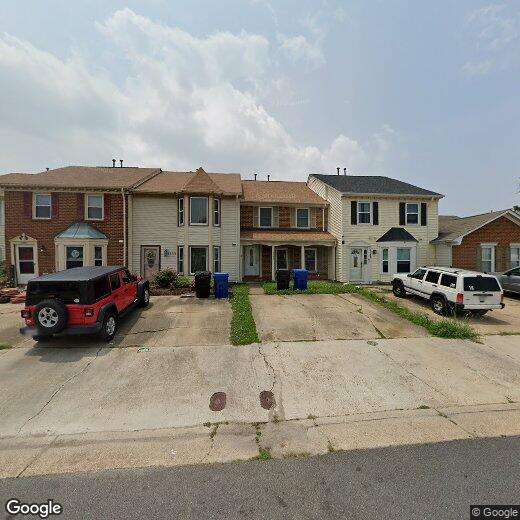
<box><xmin>435</xmin><ymin>243</ymin><xmax>452</xmax><ymax>266</ymax></box>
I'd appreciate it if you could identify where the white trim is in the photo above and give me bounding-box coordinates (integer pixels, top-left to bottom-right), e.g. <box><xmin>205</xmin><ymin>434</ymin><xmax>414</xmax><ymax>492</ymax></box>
<box><xmin>189</xmin><ymin>197</ymin><xmax>209</xmax><ymax>226</ymax></box>
<box><xmin>33</xmin><ymin>193</ymin><xmax>51</xmax><ymax>220</ymax></box>
<box><xmin>54</xmin><ymin>238</ymin><xmax>108</xmax><ymax>271</ymax></box>
<box><xmin>85</xmin><ymin>193</ymin><xmax>104</xmax><ymax>221</ymax></box>
<box><xmin>296</xmin><ymin>207</ymin><xmax>310</xmax><ymax>229</ymax></box>
<box><xmin>258</xmin><ymin>207</ymin><xmax>273</xmax><ymax>228</ymax></box>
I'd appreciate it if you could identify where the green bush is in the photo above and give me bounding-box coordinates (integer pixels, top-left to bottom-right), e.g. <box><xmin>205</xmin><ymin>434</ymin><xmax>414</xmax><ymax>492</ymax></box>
<box><xmin>175</xmin><ymin>276</ymin><xmax>192</xmax><ymax>288</ymax></box>
<box><xmin>153</xmin><ymin>268</ymin><xmax>178</xmax><ymax>289</ymax></box>
<box><xmin>0</xmin><ymin>261</ymin><xmax>8</xmax><ymax>287</ymax></box>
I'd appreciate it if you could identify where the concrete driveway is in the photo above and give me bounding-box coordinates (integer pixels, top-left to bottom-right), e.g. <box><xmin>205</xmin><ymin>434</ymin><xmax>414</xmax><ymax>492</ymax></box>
<box><xmin>250</xmin><ymin>293</ymin><xmax>428</xmax><ymax>342</ymax></box>
<box><xmin>372</xmin><ymin>288</ymin><xmax>520</xmax><ymax>335</ymax></box>
<box><xmin>1</xmin><ymin>296</ymin><xmax>232</xmax><ymax>349</ymax></box>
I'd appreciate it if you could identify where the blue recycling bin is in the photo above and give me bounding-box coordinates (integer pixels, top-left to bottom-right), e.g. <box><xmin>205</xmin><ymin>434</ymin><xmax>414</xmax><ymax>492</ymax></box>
<box><xmin>292</xmin><ymin>269</ymin><xmax>309</xmax><ymax>290</ymax></box>
<box><xmin>213</xmin><ymin>272</ymin><xmax>230</xmax><ymax>298</ymax></box>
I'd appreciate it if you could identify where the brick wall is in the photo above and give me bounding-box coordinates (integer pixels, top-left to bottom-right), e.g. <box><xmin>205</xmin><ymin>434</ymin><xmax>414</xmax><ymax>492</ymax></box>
<box><xmin>452</xmin><ymin>216</ymin><xmax>520</xmax><ymax>271</ymax></box>
<box><xmin>5</xmin><ymin>190</ymin><xmax>126</xmax><ymax>275</ymax></box>
<box><xmin>240</xmin><ymin>205</ymin><xmax>328</xmax><ymax>230</ymax></box>
<box><xmin>240</xmin><ymin>206</ymin><xmax>254</xmax><ymax>228</ymax></box>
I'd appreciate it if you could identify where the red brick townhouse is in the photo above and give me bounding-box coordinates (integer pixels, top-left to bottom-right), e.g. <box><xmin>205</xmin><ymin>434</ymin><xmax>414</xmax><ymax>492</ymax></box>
<box><xmin>0</xmin><ymin>166</ymin><xmax>161</xmax><ymax>284</ymax></box>
<box><xmin>433</xmin><ymin>208</ymin><xmax>520</xmax><ymax>272</ymax></box>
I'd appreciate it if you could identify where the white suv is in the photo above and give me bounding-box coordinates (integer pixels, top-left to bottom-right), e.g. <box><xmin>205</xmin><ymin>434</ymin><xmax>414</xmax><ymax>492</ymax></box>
<box><xmin>392</xmin><ymin>267</ymin><xmax>505</xmax><ymax>316</ymax></box>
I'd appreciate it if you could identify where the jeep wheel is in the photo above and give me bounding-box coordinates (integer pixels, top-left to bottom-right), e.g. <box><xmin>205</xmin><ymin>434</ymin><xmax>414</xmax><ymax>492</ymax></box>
<box><xmin>139</xmin><ymin>287</ymin><xmax>150</xmax><ymax>307</ymax></box>
<box><xmin>34</xmin><ymin>299</ymin><xmax>67</xmax><ymax>334</ymax></box>
<box><xmin>430</xmin><ymin>296</ymin><xmax>447</xmax><ymax>316</ymax></box>
<box><xmin>392</xmin><ymin>281</ymin><xmax>406</xmax><ymax>298</ymax></box>
<box><xmin>100</xmin><ymin>312</ymin><xmax>117</xmax><ymax>342</ymax></box>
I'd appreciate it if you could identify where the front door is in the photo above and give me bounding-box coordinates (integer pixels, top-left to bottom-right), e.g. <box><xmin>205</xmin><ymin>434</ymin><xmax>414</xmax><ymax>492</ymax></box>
<box><xmin>276</xmin><ymin>248</ymin><xmax>288</xmax><ymax>270</ymax></box>
<box><xmin>244</xmin><ymin>245</ymin><xmax>260</xmax><ymax>276</ymax></box>
<box><xmin>15</xmin><ymin>245</ymin><xmax>37</xmax><ymax>285</ymax></box>
<box><xmin>350</xmin><ymin>247</ymin><xmax>370</xmax><ymax>282</ymax></box>
<box><xmin>141</xmin><ymin>246</ymin><xmax>160</xmax><ymax>280</ymax></box>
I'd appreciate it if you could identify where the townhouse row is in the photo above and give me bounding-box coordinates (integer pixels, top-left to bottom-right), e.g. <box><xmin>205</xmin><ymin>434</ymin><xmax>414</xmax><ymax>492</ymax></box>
<box><xmin>0</xmin><ymin>165</ymin><xmax>519</xmax><ymax>285</ymax></box>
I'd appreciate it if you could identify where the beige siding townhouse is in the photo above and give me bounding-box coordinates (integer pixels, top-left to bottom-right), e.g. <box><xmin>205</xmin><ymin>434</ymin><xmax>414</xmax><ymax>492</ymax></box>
<box><xmin>129</xmin><ymin>168</ymin><xmax>242</xmax><ymax>281</ymax></box>
<box><xmin>308</xmin><ymin>174</ymin><xmax>443</xmax><ymax>283</ymax></box>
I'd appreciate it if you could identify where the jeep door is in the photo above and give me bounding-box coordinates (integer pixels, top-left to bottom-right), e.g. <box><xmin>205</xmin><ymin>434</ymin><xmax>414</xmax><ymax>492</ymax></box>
<box><xmin>407</xmin><ymin>268</ymin><xmax>427</xmax><ymax>295</ymax></box>
<box><xmin>109</xmin><ymin>272</ymin><xmax>126</xmax><ymax>313</ymax></box>
<box><xmin>423</xmin><ymin>270</ymin><xmax>441</xmax><ymax>297</ymax></box>
<box><xmin>121</xmin><ymin>269</ymin><xmax>138</xmax><ymax>308</ymax></box>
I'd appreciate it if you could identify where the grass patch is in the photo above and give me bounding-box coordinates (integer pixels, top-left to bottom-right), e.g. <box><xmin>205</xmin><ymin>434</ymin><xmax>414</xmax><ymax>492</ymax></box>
<box><xmin>230</xmin><ymin>284</ymin><xmax>259</xmax><ymax>345</ymax></box>
<box><xmin>0</xmin><ymin>343</ymin><xmax>12</xmax><ymax>350</ymax></box>
<box><xmin>262</xmin><ymin>280</ymin><xmax>352</xmax><ymax>295</ymax></box>
<box><xmin>257</xmin><ymin>448</ymin><xmax>272</xmax><ymax>461</ymax></box>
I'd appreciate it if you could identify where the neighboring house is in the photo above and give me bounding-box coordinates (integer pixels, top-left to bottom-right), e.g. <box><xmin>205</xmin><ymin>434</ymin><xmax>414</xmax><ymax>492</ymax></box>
<box><xmin>0</xmin><ymin>189</ymin><xmax>5</xmax><ymax>261</ymax></box>
<box><xmin>308</xmin><ymin>174</ymin><xmax>443</xmax><ymax>283</ymax></box>
<box><xmin>240</xmin><ymin>180</ymin><xmax>335</xmax><ymax>281</ymax></box>
<box><xmin>0</xmin><ymin>166</ymin><xmax>161</xmax><ymax>284</ymax></box>
<box><xmin>433</xmin><ymin>209</ymin><xmax>520</xmax><ymax>272</ymax></box>
<box><xmin>128</xmin><ymin>168</ymin><xmax>242</xmax><ymax>281</ymax></box>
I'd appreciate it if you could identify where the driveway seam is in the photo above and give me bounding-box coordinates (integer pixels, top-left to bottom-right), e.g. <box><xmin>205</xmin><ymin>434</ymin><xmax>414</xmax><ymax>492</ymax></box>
<box><xmin>16</xmin><ymin>435</ymin><xmax>59</xmax><ymax>478</ymax></box>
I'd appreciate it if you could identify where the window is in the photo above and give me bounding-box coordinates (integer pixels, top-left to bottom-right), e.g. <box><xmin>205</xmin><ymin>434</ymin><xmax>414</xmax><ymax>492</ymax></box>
<box><xmin>405</xmin><ymin>203</ymin><xmax>419</xmax><ymax>225</ymax></box>
<box><xmin>481</xmin><ymin>245</ymin><xmax>494</xmax><ymax>272</ymax></box>
<box><xmin>296</xmin><ymin>208</ymin><xmax>310</xmax><ymax>228</ymax></box>
<box><xmin>93</xmin><ymin>277</ymin><xmax>111</xmax><ymax>301</ymax></box>
<box><xmin>440</xmin><ymin>274</ymin><xmax>457</xmax><ymax>289</ymax></box>
<box><xmin>66</xmin><ymin>246</ymin><xmax>84</xmax><ymax>269</ymax></box>
<box><xmin>411</xmin><ymin>268</ymin><xmax>427</xmax><ymax>280</ymax></box>
<box><xmin>86</xmin><ymin>195</ymin><xmax>104</xmax><ymax>220</ymax></box>
<box><xmin>214</xmin><ymin>199</ymin><xmax>220</xmax><ymax>226</ymax></box>
<box><xmin>18</xmin><ymin>246</ymin><xmax>35</xmax><ymax>274</ymax></box>
<box><xmin>259</xmin><ymin>207</ymin><xmax>273</xmax><ymax>227</ymax></box>
<box><xmin>304</xmin><ymin>248</ymin><xmax>317</xmax><ymax>272</ymax></box>
<box><xmin>190</xmin><ymin>197</ymin><xmax>208</xmax><ymax>225</ymax></box>
<box><xmin>396</xmin><ymin>248</ymin><xmax>411</xmax><ymax>273</ymax></box>
<box><xmin>122</xmin><ymin>270</ymin><xmax>132</xmax><ymax>284</ymax></box>
<box><xmin>34</xmin><ymin>194</ymin><xmax>51</xmax><ymax>219</ymax></box>
<box><xmin>190</xmin><ymin>247</ymin><xmax>207</xmax><ymax>274</ymax></box>
<box><xmin>109</xmin><ymin>273</ymin><xmax>121</xmax><ymax>291</ymax></box>
<box><xmin>214</xmin><ymin>246</ymin><xmax>220</xmax><ymax>272</ymax></box>
<box><xmin>510</xmin><ymin>247</ymin><xmax>520</xmax><ymax>268</ymax></box>
<box><xmin>178</xmin><ymin>198</ymin><xmax>184</xmax><ymax>226</ymax></box>
<box><xmin>425</xmin><ymin>270</ymin><xmax>441</xmax><ymax>284</ymax></box>
<box><xmin>178</xmin><ymin>246</ymin><xmax>184</xmax><ymax>274</ymax></box>
<box><xmin>94</xmin><ymin>246</ymin><xmax>103</xmax><ymax>267</ymax></box>
<box><xmin>358</xmin><ymin>202</ymin><xmax>371</xmax><ymax>224</ymax></box>
<box><xmin>463</xmin><ymin>277</ymin><xmax>500</xmax><ymax>292</ymax></box>
<box><xmin>382</xmin><ymin>248</ymin><xmax>389</xmax><ymax>273</ymax></box>
<box><xmin>276</xmin><ymin>249</ymin><xmax>288</xmax><ymax>270</ymax></box>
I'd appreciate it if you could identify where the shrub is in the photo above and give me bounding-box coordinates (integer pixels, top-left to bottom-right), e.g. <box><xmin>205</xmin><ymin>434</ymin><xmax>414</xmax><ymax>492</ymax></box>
<box><xmin>153</xmin><ymin>268</ymin><xmax>178</xmax><ymax>289</ymax></box>
<box><xmin>175</xmin><ymin>276</ymin><xmax>192</xmax><ymax>288</ymax></box>
<box><xmin>0</xmin><ymin>261</ymin><xmax>8</xmax><ymax>288</ymax></box>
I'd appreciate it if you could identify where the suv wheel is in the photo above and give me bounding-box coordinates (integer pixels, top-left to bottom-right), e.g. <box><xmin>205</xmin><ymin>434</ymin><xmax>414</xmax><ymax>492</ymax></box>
<box><xmin>34</xmin><ymin>299</ymin><xmax>68</xmax><ymax>334</ymax></box>
<box><xmin>100</xmin><ymin>312</ymin><xmax>117</xmax><ymax>342</ymax></box>
<box><xmin>392</xmin><ymin>281</ymin><xmax>406</xmax><ymax>298</ymax></box>
<box><xmin>430</xmin><ymin>295</ymin><xmax>447</xmax><ymax>316</ymax></box>
<box><xmin>139</xmin><ymin>286</ymin><xmax>150</xmax><ymax>307</ymax></box>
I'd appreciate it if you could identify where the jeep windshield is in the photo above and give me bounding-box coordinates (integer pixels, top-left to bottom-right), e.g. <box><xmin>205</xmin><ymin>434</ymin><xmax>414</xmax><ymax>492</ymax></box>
<box><xmin>26</xmin><ymin>281</ymin><xmax>86</xmax><ymax>305</ymax></box>
<box><xmin>463</xmin><ymin>276</ymin><xmax>501</xmax><ymax>292</ymax></box>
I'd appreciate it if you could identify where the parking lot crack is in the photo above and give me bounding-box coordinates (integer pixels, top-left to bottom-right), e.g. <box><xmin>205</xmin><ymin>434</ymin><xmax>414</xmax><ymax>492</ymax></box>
<box><xmin>258</xmin><ymin>343</ymin><xmax>276</xmax><ymax>392</ymax></box>
<box><xmin>201</xmin><ymin>424</ymin><xmax>219</xmax><ymax>463</ymax></box>
<box><xmin>17</xmin><ymin>346</ymin><xmax>104</xmax><ymax>435</ymax></box>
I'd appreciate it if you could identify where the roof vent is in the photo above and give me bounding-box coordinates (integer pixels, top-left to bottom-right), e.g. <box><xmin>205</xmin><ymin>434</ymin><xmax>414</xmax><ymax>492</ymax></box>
<box><xmin>336</xmin><ymin>167</ymin><xmax>340</xmax><ymax>175</ymax></box>
<box><xmin>46</xmin><ymin>167</ymin><xmax>49</xmax><ymax>171</ymax></box>
<box><xmin>112</xmin><ymin>159</ymin><xmax>116</xmax><ymax>168</ymax></box>
<box><xmin>120</xmin><ymin>159</ymin><xmax>123</xmax><ymax>168</ymax></box>
<box><xmin>267</xmin><ymin>174</ymin><xmax>270</xmax><ymax>182</ymax></box>
<box><xmin>344</xmin><ymin>167</ymin><xmax>347</xmax><ymax>176</ymax></box>
<box><xmin>254</xmin><ymin>174</ymin><xmax>257</xmax><ymax>181</ymax></box>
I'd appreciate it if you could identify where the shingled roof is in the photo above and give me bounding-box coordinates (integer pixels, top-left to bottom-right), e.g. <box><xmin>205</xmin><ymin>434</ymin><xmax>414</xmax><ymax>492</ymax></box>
<box><xmin>310</xmin><ymin>174</ymin><xmax>443</xmax><ymax>198</ymax></box>
<box><xmin>242</xmin><ymin>180</ymin><xmax>327</xmax><ymax>205</ymax></box>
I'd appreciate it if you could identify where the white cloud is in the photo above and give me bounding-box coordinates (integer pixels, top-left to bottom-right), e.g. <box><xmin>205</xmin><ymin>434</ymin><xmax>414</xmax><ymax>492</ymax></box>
<box><xmin>0</xmin><ymin>9</ymin><xmax>393</xmax><ymax>178</ymax></box>
<box><xmin>277</xmin><ymin>34</ymin><xmax>325</xmax><ymax>69</ymax></box>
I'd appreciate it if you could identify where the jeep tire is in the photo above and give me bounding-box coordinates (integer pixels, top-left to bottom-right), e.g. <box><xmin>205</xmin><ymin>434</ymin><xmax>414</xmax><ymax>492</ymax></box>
<box><xmin>34</xmin><ymin>299</ymin><xmax>68</xmax><ymax>334</ymax></box>
<box><xmin>139</xmin><ymin>286</ymin><xmax>150</xmax><ymax>308</ymax></box>
<box><xmin>430</xmin><ymin>295</ymin><xmax>447</xmax><ymax>316</ymax></box>
<box><xmin>100</xmin><ymin>311</ymin><xmax>117</xmax><ymax>342</ymax></box>
<box><xmin>392</xmin><ymin>281</ymin><xmax>406</xmax><ymax>298</ymax></box>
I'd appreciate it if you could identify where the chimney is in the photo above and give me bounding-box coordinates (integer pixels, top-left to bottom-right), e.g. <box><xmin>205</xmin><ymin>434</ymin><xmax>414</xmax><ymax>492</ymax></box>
<box><xmin>120</xmin><ymin>159</ymin><xmax>123</xmax><ymax>168</ymax></box>
<box><xmin>344</xmin><ymin>168</ymin><xmax>347</xmax><ymax>176</ymax></box>
<box><xmin>46</xmin><ymin>167</ymin><xmax>49</xmax><ymax>171</ymax></box>
<box><xmin>336</xmin><ymin>167</ymin><xmax>340</xmax><ymax>175</ymax></box>
<box><xmin>254</xmin><ymin>174</ymin><xmax>257</xmax><ymax>181</ymax></box>
<box><xmin>112</xmin><ymin>159</ymin><xmax>116</xmax><ymax>167</ymax></box>
<box><xmin>267</xmin><ymin>174</ymin><xmax>270</xmax><ymax>182</ymax></box>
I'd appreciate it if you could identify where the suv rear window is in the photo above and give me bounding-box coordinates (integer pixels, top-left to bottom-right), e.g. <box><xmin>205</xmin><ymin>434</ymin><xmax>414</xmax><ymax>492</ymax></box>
<box><xmin>425</xmin><ymin>271</ymin><xmax>440</xmax><ymax>283</ymax></box>
<box><xmin>93</xmin><ymin>276</ymin><xmax>111</xmax><ymax>301</ymax></box>
<box><xmin>440</xmin><ymin>274</ymin><xmax>457</xmax><ymax>288</ymax></box>
<box><xmin>26</xmin><ymin>281</ymin><xmax>83</xmax><ymax>305</ymax></box>
<box><xmin>463</xmin><ymin>277</ymin><xmax>501</xmax><ymax>292</ymax></box>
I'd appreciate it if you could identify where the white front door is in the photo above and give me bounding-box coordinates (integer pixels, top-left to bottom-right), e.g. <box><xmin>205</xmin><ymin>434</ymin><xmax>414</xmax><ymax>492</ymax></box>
<box><xmin>15</xmin><ymin>244</ymin><xmax>37</xmax><ymax>285</ymax></box>
<box><xmin>350</xmin><ymin>247</ymin><xmax>370</xmax><ymax>282</ymax></box>
<box><xmin>244</xmin><ymin>245</ymin><xmax>260</xmax><ymax>276</ymax></box>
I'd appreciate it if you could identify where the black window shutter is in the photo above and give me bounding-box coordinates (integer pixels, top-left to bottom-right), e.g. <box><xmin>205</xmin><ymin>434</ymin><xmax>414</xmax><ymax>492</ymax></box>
<box><xmin>399</xmin><ymin>202</ymin><xmax>406</xmax><ymax>226</ymax></box>
<box><xmin>372</xmin><ymin>202</ymin><xmax>379</xmax><ymax>225</ymax></box>
<box><xmin>421</xmin><ymin>202</ymin><xmax>427</xmax><ymax>226</ymax></box>
<box><xmin>51</xmin><ymin>193</ymin><xmax>59</xmax><ymax>218</ymax></box>
<box><xmin>351</xmin><ymin>201</ymin><xmax>357</xmax><ymax>225</ymax></box>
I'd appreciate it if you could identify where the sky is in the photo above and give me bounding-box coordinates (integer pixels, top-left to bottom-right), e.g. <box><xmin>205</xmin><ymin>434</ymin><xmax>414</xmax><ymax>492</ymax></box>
<box><xmin>0</xmin><ymin>0</ymin><xmax>518</xmax><ymax>215</ymax></box>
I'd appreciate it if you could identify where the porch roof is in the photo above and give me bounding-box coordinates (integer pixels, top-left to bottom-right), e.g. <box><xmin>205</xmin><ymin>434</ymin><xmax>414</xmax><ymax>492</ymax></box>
<box><xmin>55</xmin><ymin>222</ymin><xmax>108</xmax><ymax>240</ymax></box>
<box><xmin>241</xmin><ymin>229</ymin><xmax>336</xmax><ymax>245</ymax></box>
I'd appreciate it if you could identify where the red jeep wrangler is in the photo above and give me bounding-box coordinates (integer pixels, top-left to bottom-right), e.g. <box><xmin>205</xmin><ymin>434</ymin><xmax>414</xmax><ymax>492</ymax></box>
<box><xmin>20</xmin><ymin>266</ymin><xmax>150</xmax><ymax>342</ymax></box>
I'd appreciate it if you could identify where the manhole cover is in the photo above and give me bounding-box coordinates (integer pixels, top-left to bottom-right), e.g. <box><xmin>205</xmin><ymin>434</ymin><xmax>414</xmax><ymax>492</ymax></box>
<box><xmin>260</xmin><ymin>390</ymin><xmax>275</xmax><ymax>410</ymax></box>
<box><xmin>209</xmin><ymin>392</ymin><xmax>226</xmax><ymax>411</ymax></box>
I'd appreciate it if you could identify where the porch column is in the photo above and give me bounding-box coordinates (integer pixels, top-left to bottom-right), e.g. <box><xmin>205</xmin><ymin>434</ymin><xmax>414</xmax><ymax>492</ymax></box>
<box><xmin>300</xmin><ymin>245</ymin><xmax>305</xmax><ymax>270</ymax></box>
<box><xmin>332</xmin><ymin>245</ymin><xmax>336</xmax><ymax>281</ymax></box>
<box><xmin>271</xmin><ymin>245</ymin><xmax>276</xmax><ymax>281</ymax></box>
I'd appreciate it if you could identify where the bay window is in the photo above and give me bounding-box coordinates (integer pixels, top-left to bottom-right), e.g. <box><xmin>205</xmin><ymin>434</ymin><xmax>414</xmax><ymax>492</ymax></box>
<box><xmin>382</xmin><ymin>248</ymin><xmax>389</xmax><ymax>273</ymax></box>
<box><xmin>190</xmin><ymin>246</ymin><xmax>208</xmax><ymax>274</ymax></box>
<box><xmin>66</xmin><ymin>246</ymin><xmax>84</xmax><ymax>269</ymax></box>
<box><xmin>178</xmin><ymin>246</ymin><xmax>184</xmax><ymax>274</ymax></box>
<box><xmin>214</xmin><ymin>199</ymin><xmax>220</xmax><ymax>226</ymax></box>
<box><xmin>396</xmin><ymin>248</ymin><xmax>411</xmax><ymax>273</ymax></box>
<box><xmin>190</xmin><ymin>197</ymin><xmax>208</xmax><ymax>225</ymax></box>
<box><xmin>178</xmin><ymin>198</ymin><xmax>184</xmax><ymax>226</ymax></box>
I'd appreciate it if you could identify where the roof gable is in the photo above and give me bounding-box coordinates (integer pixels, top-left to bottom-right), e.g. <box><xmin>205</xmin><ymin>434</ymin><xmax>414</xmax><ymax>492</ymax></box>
<box><xmin>181</xmin><ymin>167</ymin><xmax>223</xmax><ymax>194</ymax></box>
<box><xmin>376</xmin><ymin>227</ymin><xmax>418</xmax><ymax>242</ymax></box>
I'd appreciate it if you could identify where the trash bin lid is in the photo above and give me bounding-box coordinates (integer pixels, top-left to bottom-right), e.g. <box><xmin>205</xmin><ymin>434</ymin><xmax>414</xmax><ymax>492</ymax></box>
<box><xmin>213</xmin><ymin>272</ymin><xmax>229</xmax><ymax>278</ymax></box>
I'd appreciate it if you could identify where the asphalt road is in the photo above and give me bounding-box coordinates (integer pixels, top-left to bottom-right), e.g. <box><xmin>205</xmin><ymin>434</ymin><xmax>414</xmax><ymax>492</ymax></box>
<box><xmin>1</xmin><ymin>436</ymin><xmax>519</xmax><ymax>520</ymax></box>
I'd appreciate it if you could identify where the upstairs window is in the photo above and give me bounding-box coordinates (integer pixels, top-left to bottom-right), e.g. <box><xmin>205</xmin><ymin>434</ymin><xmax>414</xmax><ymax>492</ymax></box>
<box><xmin>190</xmin><ymin>197</ymin><xmax>208</xmax><ymax>225</ymax></box>
<box><xmin>86</xmin><ymin>195</ymin><xmax>104</xmax><ymax>220</ymax></box>
<box><xmin>214</xmin><ymin>199</ymin><xmax>220</xmax><ymax>226</ymax></box>
<box><xmin>405</xmin><ymin>203</ymin><xmax>419</xmax><ymax>225</ymax></box>
<box><xmin>178</xmin><ymin>198</ymin><xmax>184</xmax><ymax>226</ymax></box>
<box><xmin>259</xmin><ymin>207</ymin><xmax>273</xmax><ymax>227</ymax></box>
<box><xmin>357</xmin><ymin>202</ymin><xmax>371</xmax><ymax>224</ymax></box>
<box><xmin>34</xmin><ymin>194</ymin><xmax>51</xmax><ymax>219</ymax></box>
<box><xmin>296</xmin><ymin>208</ymin><xmax>310</xmax><ymax>228</ymax></box>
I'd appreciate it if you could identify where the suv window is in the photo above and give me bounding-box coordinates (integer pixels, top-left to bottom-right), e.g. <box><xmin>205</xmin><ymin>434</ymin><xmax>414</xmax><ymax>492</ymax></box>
<box><xmin>425</xmin><ymin>270</ymin><xmax>440</xmax><ymax>284</ymax></box>
<box><xmin>122</xmin><ymin>270</ymin><xmax>132</xmax><ymax>284</ymax></box>
<box><xmin>26</xmin><ymin>281</ymin><xmax>83</xmax><ymax>305</ymax></box>
<box><xmin>109</xmin><ymin>273</ymin><xmax>121</xmax><ymax>291</ymax></box>
<box><xmin>463</xmin><ymin>276</ymin><xmax>501</xmax><ymax>292</ymax></box>
<box><xmin>410</xmin><ymin>268</ymin><xmax>426</xmax><ymax>280</ymax></box>
<box><xmin>440</xmin><ymin>274</ymin><xmax>457</xmax><ymax>289</ymax></box>
<box><xmin>93</xmin><ymin>276</ymin><xmax>111</xmax><ymax>301</ymax></box>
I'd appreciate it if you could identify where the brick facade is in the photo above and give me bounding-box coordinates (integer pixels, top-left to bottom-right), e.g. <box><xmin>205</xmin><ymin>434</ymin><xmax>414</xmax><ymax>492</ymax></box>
<box><xmin>5</xmin><ymin>190</ymin><xmax>126</xmax><ymax>276</ymax></box>
<box><xmin>452</xmin><ymin>216</ymin><xmax>520</xmax><ymax>271</ymax></box>
<box><xmin>240</xmin><ymin>205</ymin><xmax>326</xmax><ymax>230</ymax></box>
<box><xmin>240</xmin><ymin>205</ymin><xmax>254</xmax><ymax>228</ymax></box>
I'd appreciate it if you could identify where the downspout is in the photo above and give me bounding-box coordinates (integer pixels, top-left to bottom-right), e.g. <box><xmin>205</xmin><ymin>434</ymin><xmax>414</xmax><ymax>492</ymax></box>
<box><xmin>322</xmin><ymin>206</ymin><xmax>325</xmax><ymax>231</ymax></box>
<box><xmin>236</xmin><ymin>194</ymin><xmax>240</xmax><ymax>282</ymax></box>
<box><xmin>121</xmin><ymin>188</ymin><xmax>126</xmax><ymax>267</ymax></box>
